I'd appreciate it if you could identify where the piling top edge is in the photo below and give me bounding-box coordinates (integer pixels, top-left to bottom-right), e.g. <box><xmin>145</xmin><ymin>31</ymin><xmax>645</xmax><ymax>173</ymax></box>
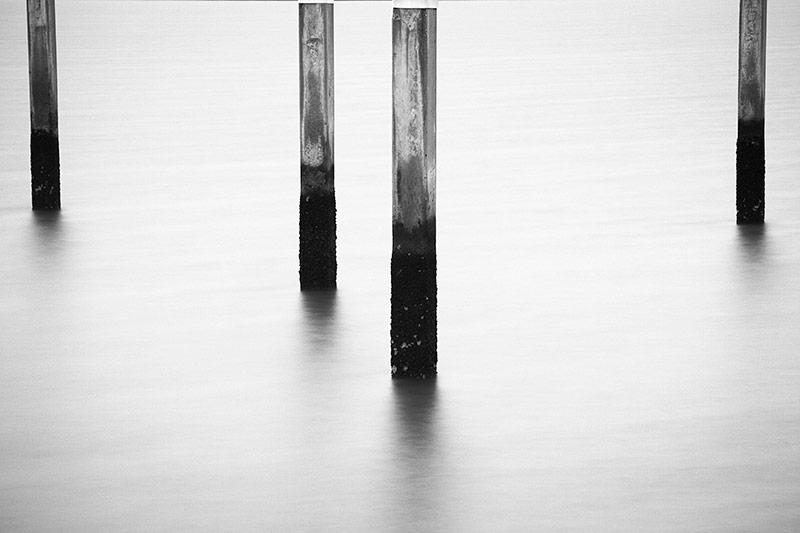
<box><xmin>394</xmin><ymin>0</ymin><xmax>438</xmax><ymax>8</ymax></box>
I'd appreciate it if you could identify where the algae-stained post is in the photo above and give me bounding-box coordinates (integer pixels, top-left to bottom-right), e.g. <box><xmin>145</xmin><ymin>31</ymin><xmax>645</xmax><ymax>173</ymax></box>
<box><xmin>737</xmin><ymin>0</ymin><xmax>767</xmax><ymax>224</ymax></box>
<box><xmin>299</xmin><ymin>0</ymin><xmax>336</xmax><ymax>289</ymax></box>
<box><xmin>391</xmin><ymin>0</ymin><xmax>437</xmax><ymax>379</ymax></box>
<box><xmin>27</xmin><ymin>0</ymin><xmax>60</xmax><ymax>210</ymax></box>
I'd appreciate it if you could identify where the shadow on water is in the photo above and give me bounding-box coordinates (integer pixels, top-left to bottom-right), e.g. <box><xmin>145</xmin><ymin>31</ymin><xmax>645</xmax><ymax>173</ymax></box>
<box><xmin>299</xmin><ymin>289</ymin><xmax>340</xmax><ymax>351</ymax></box>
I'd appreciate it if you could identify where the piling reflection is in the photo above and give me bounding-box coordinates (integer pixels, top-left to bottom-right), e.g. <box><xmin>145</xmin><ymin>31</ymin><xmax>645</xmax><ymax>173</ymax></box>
<box><xmin>728</xmin><ymin>223</ymin><xmax>776</xmax><ymax>360</ymax></box>
<box><xmin>32</xmin><ymin>209</ymin><xmax>62</xmax><ymax>236</ymax></box>
<box><xmin>732</xmin><ymin>223</ymin><xmax>773</xmax><ymax>302</ymax></box>
<box><xmin>389</xmin><ymin>379</ymin><xmax>445</xmax><ymax>522</ymax></box>
<box><xmin>393</xmin><ymin>379</ymin><xmax>439</xmax><ymax>450</ymax></box>
<box><xmin>31</xmin><ymin>210</ymin><xmax>64</xmax><ymax>270</ymax></box>
<box><xmin>299</xmin><ymin>289</ymin><xmax>340</xmax><ymax>351</ymax></box>
<box><xmin>23</xmin><ymin>210</ymin><xmax>68</xmax><ymax>340</ymax></box>
<box><xmin>736</xmin><ymin>223</ymin><xmax>767</xmax><ymax>264</ymax></box>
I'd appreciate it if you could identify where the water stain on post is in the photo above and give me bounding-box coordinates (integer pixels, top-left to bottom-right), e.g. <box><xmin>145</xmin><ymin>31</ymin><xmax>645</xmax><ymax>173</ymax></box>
<box><xmin>27</xmin><ymin>0</ymin><xmax>60</xmax><ymax>210</ymax></box>
<box><xmin>391</xmin><ymin>2</ymin><xmax>437</xmax><ymax>379</ymax></box>
<box><xmin>299</xmin><ymin>0</ymin><xmax>336</xmax><ymax>289</ymax></box>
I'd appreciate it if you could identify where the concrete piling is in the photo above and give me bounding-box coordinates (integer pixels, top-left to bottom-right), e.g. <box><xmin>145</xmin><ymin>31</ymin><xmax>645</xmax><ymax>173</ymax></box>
<box><xmin>299</xmin><ymin>0</ymin><xmax>336</xmax><ymax>289</ymax></box>
<box><xmin>27</xmin><ymin>0</ymin><xmax>60</xmax><ymax>210</ymax></box>
<box><xmin>391</xmin><ymin>0</ymin><xmax>437</xmax><ymax>379</ymax></box>
<box><xmin>737</xmin><ymin>0</ymin><xmax>767</xmax><ymax>224</ymax></box>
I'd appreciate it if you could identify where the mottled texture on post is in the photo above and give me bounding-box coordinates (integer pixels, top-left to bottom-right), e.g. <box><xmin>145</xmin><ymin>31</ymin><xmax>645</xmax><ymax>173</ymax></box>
<box><xmin>737</xmin><ymin>0</ymin><xmax>767</xmax><ymax>224</ymax></box>
<box><xmin>299</xmin><ymin>3</ymin><xmax>336</xmax><ymax>289</ymax></box>
<box><xmin>391</xmin><ymin>7</ymin><xmax>436</xmax><ymax>379</ymax></box>
<box><xmin>27</xmin><ymin>0</ymin><xmax>60</xmax><ymax>210</ymax></box>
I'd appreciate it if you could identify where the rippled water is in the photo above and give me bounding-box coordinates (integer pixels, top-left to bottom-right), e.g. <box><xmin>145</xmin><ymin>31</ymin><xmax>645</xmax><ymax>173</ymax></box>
<box><xmin>2</xmin><ymin>1</ymin><xmax>800</xmax><ymax>530</ymax></box>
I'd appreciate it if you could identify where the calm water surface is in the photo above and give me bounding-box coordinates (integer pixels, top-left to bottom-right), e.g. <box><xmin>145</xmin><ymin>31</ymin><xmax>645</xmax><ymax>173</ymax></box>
<box><xmin>2</xmin><ymin>1</ymin><xmax>800</xmax><ymax>530</ymax></box>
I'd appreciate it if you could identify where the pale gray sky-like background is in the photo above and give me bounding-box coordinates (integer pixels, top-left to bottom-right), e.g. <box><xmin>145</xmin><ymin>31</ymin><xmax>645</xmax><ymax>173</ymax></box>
<box><xmin>2</xmin><ymin>0</ymin><xmax>799</xmax><ymax>530</ymax></box>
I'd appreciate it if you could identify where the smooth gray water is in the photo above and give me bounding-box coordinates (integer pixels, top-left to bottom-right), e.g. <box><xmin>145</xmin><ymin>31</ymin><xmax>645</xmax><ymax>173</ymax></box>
<box><xmin>2</xmin><ymin>1</ymin><xmax>800</xmax><ymax>530</ymax></box>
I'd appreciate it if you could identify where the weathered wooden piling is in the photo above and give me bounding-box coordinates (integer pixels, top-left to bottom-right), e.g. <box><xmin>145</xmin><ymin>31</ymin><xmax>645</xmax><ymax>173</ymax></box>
<box><xmin>27</xmin><ymin>0</ymin><xmax>60</xmax><ymax>210</ymax></box>
<box><xmin>737</xmin><ymin>0</ymin><xmax>767</xmax><ymax>224</ymax></box>
<box><xmin>299</xmin><ymin>0</ymin><xmax>336</xmax><ymax>289</ymax></box>
<box><xmin>391</xmin><ymin>0</ymin><xmax>437</xmax><ymax>379</ymax></box>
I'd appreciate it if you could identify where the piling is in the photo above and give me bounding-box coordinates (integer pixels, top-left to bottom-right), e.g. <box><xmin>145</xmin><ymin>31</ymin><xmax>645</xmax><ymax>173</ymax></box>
<box><xmin>299</xmin><ymin>0</ymin><xmax>336</xmax><ymax>289</ymax></box>
<box><xmin>27</xmin><ymin>0</ymin><xmax>60</xmax><ymax>210</ymax></box>
<box><xmin>737</xmin><ymin>0</ymin><xmax>767</xmax><ymax>224</ymax></box>
<box><xmin>391</xmin><ymin>0</ymin><xmax>437</xmax><ymax>379</ymax></box>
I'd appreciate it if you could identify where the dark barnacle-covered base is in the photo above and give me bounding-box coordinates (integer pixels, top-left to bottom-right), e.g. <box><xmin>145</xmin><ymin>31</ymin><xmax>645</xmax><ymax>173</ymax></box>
<box><xmin>736</xmin><ymin>135</ymin><xmax>765</xmax><ymax>225</ymax></box>
<box><xmin>736</xmin><ymin>119</ymin><xmax>765</xmax><ymax>225</ymax></box>
<box><xmin>31</xmin><ymin>129</ymin><xmax>60</xmax><ymax>211</ymax></box>
<box><xmin>391</xmin><ymin>239</ymin><xmax>437</xmax><ymax>379</ymax></box>
<box><xmin>299</xmin><ymin>165</ymin><xmax>336</xmax><ymax>290</ymax></box>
